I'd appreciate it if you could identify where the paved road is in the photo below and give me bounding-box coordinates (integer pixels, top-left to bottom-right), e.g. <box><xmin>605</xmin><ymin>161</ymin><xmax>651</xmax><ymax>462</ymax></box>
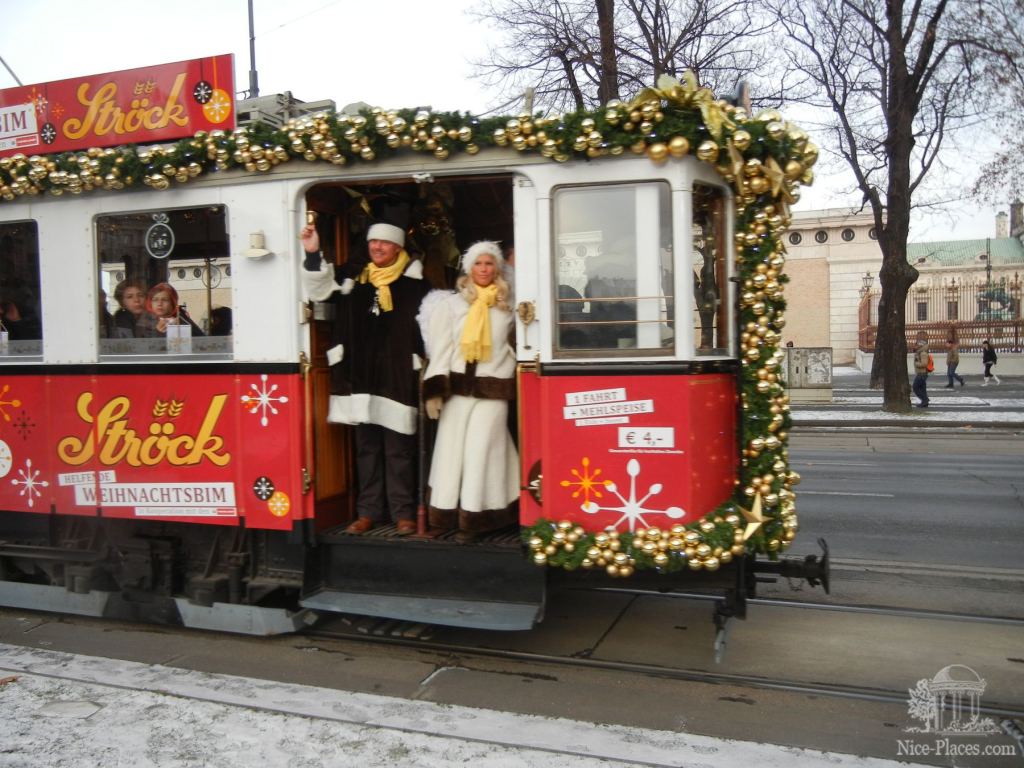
<box><xmin>786</xmin><ymin>432</ymin><xmax>1024</xmax><ymax>571</ymax></box>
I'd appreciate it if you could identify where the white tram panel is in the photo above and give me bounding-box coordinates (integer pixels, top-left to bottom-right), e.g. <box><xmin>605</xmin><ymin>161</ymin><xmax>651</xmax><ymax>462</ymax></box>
<box><xmin>3</xmin><ymin>178</ymin><xmax>306</xmax><ymax>366</ymax></box>
<box><xmin>512</xmin><ymin>155</ymin><xmax>734</xmax><ymax>365</ymax></box>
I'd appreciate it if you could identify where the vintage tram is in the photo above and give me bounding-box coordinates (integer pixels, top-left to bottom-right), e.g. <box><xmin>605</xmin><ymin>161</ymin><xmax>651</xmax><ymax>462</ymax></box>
<box><xmin>0</xmin><ymin>72</ymin><xmax>827</xmax><ymax>640</ymax></box>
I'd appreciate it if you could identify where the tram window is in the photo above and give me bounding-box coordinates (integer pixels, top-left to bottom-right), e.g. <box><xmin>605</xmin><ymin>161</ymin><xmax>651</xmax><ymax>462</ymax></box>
<box><xmin>552</xmin><ymin>182</ymin><xmax>673</xmax><ymax>356</ymax></box>
<box><xmin>0</xmin><ymin>221</ymin><xmax>43</xmax><ymax>357</ymax></box>
<box><xmin>692</xmin><ymin>184</ymin><xmax>730</xmax><ymax>356</ymax></box>
<box><xmin>96</xmin><ymin>206</ymin><xmax>232</xmax><ymax>358</ymax></box>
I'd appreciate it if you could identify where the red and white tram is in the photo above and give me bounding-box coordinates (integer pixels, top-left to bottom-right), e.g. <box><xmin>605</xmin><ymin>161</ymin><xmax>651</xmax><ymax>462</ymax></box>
<box><xmin>0</xmin><ymin>68</ymin><xmax>827</xmax><ymax>637</ymax></box>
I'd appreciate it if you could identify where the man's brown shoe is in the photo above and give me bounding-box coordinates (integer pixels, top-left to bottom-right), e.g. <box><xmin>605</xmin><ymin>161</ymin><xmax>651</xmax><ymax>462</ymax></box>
<box><xmin>345</xmin><ymin>517</ymin><xmax>375</xmax><ymax>534</ymax></box>
<box><xmin>395</xmin><ymin>519</ymin><xmax>417</xmax><ymax>536</ymax></box>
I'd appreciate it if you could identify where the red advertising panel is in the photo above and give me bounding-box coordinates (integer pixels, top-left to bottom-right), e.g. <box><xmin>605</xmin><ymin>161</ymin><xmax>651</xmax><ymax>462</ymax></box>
<box><xmin>519</xmin><ymin>371</ymin><xmax>737</xmax><ymax>533</ymax></box>
<box><xmin>0</xmin><ymin>371</ymin><xmax>307</xmax><ymax>530</ymax></box>
<box><xmin>0</xmin><ymin>55</ymin><xmax>235</xmax><ymax>158</ymax></box>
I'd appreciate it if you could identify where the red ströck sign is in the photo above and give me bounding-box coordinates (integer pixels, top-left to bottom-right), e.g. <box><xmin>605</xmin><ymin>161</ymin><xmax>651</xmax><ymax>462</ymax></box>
<box><xmin>0</xmin><ymin>54</ymin><xmax>235</xmax><ymax>158</ymax></box>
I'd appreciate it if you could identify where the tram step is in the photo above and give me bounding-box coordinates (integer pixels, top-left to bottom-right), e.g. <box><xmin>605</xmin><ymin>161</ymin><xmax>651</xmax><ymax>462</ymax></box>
<box><xmin>301</xmin><ymin>536</ymin><xmax>545</xmax><ymax>630</ymax></box>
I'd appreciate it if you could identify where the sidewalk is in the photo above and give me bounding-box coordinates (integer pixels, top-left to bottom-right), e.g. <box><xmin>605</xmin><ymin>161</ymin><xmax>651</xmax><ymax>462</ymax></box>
<box><xmin>790</xmin><ymin>367</ymin><xmax>1024</xmax><ymax>430</ymax></box>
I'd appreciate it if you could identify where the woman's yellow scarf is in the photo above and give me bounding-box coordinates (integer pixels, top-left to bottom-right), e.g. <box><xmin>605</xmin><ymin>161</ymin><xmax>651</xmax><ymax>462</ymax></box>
<box><xmin>358</xmin><ymin>250</ymin><xmax>410</xmax><ymax>312</ymax></box>
<box><xmin>460</xmin><ymin>283</ymin><xmax>499</xmax><ymax>362</ymax></box>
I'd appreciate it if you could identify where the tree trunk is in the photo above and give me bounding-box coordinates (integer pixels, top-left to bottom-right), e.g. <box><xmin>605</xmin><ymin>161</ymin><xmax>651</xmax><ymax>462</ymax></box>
<box><xmin>596</xmin><ymin>0</ymin><xmax>619</xmax><ymax>104</ymax></box>
<box><xmin>872</xmin><ymin>251</ymin><xmax>918</xmax><ymax>412</ymax></box>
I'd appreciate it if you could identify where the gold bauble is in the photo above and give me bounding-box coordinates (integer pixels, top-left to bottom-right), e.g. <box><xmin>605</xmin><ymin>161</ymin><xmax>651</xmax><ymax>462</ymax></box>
<box><xmin>687</xmin><ymin>558</ymin><xmax>703</xmax><ymax>571</ymax></box>
<box><xmin>647</xmin><ymin>143</ymin><xmax>669</xmax><ymax>163</ymax></box>
<box><xmin>703</xmin><ymin>556</ymin><xmax>720</xmax><ymax>571</ymax></box>
<box><xmin>696</xmin><ymin>141</ymin><xmax>719</xmax><ymax>162</ymax></box>
<box><xmin>581</xmin><ymin>558</ymin><xmax>594</xmax><ymax>568</ymax></box>
<box><xmin>533</xmin><ymin>552</ymin><xmax>548</xmax><ymax>565</ymax></box>
<box><xmin>619</xmin><ymin>565</ymin><xmax>635</xmax><ymax>578</ymax></box>
<box><xmin>606</xmin><ymin>564</ymin><xmax>620</xmax><ymax>577</ymax></box>
<box><xmin>749</xmin><ymin>176</ymin><xmax>769</xmax><ymax>195</ymax></box>
<box><xmin>803</xmin><ymin>143</ymin><xmax>819</xmax><ymax>165</ymax></box>
<box><xmin>668</xmin><ymin>136</ymin><xmax>689</xmax><ymax>157</ymax></box>
<box><xmin>528</xmin><ymin>536</ymin><xmax>543</xmax><ymax>549</ymax></box>
<box><xmin>732</xmin><ymin>130</ymin><xmax>751</xmax><ymax>151</ymax></box>
<box><xmin>731</xmin><ymin>543</ymin><xmax>746</xmax><ymax>556</ymax></box>
<box><xmin>653</xmin><ymin>552</ymin><xmax>669</xmax><ymax>566</ymax></box>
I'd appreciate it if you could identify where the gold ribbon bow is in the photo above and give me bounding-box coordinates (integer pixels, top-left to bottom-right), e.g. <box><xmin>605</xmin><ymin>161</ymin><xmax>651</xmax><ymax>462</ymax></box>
<box><xmin>628</xmin><ymin>72</ymin><xmax>734</xmax><ymax>142</ymax></box>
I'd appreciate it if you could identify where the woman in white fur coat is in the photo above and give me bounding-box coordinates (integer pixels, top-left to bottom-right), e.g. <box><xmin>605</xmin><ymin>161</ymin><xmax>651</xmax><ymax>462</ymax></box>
<box><xmin>422</xmin><ymin>241</ymin><xmax>518</xmax><ymax>541</ymax></box>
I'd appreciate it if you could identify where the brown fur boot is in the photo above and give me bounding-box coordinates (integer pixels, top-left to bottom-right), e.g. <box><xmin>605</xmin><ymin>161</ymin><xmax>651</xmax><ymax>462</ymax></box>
<box><xmin>454</xmin><ymin>505</ymin><xmax>517</xmax><ymax>543</ymax></box>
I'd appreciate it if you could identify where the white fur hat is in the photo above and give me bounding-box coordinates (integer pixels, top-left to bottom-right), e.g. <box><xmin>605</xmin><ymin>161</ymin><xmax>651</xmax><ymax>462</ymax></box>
<box><xmin>461</xmin><ymin>240</ymin><xmax>504</xmax><ymax>274</ymax></box>
<box><xmin>367</xmin><ymin>222</ymin><xmax>405</xmax><ymax>247</ymax></box>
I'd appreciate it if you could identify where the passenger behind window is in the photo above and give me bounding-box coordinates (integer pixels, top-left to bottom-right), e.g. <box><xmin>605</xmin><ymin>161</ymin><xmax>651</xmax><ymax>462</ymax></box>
<box><xmin>112</xmin><ymin>279</ymin><xmax>148</xmax><ymax>338</ymax></box>
<box><xmin>584</xmin><ymin>247</ymin><xmax>636</xmax><ymax>349</ymax></box>
<box><xmin>136</xmin><ymin>283</ymin><xmax>204</xmax><ymax>337</ymax></box>
<box><xmin>97</xmin><ymin>289</ymin><xmax>114</xmax><ymax>338</ymax></box>
<box><xmin>209</xmin><ymin>306</ymin><xmax>232</xmax><ymax>336</ymax></box>
<box><xmin>0</xmin><ymin>293</ymin><xmax>41</xmax><ymax>341</ymax></box>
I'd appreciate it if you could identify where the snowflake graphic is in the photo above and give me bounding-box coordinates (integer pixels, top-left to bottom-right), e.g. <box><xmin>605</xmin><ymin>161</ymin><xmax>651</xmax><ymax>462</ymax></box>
<box><xmin>11</xmin><ymin>457</ymin><xmax>49</xmax><ymax>508</ymax></box>
<box><xmin>202</xmin><ymin>89</ymin><xmax>232</xmax><ymax>124</ymax></box>
<box><xmin>11</xmin><ymin>410</ymin><xmax>35</xmax><ymax>440</ymax></box>
<box><xmin>27</xmin><ymin>88</ymin><xmax>48</xmax><ymax>116</ymax></box>
<box><xmin>267</xmin><ymin>491</ymin><xmax>290</xmax><ymax>517</ymax></box>
<box><xmin>580</xmin><ymin>458</ymin><xmax>685</xmax><ymax>532</ymax></box>
<box><xmin>192</xmin><ymin>80</ymin><xmax>213</xmax><ymax>104</ymax></box>
<box><xmin>40</xmin><ymin>123</ymin><xmax>57</xmax><ymax>144</ymax></box>
<box><xmin>0</xmin><ymin>384</ymin><xmax>23</xmax><ymax>422</ymax></box>
<box><xmin>241</xmin><ymin>375</ymin><xmax>289</xmax><ymax>427</ymax></box>
<box><xmin>51</xmin><ymin>103</ymin><xmax>65</xmax><ymax>120</ymax></box>
<box><xmin>560</xmin><ymin>457</ymin><xmax>610</xmax><ymax>507</ymax></box>
<box><xmin>252</xmin><ymin>476</ymin><xmax>275</xmax><ymax>501</ymax></box>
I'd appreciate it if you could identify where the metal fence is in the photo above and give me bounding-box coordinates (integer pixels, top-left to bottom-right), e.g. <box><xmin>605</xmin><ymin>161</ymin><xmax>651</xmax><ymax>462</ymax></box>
<box><xmin>858</xmin><ymin>277</ymin><xmax>1024</xmax><ymax>352</ymax></box>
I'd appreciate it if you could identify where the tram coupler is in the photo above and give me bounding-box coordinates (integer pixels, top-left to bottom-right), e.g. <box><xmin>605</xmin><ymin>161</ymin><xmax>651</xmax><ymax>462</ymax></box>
<box><xmin>751</xmin><ymin>537</ymin><xmax>830</xmax><ymax>593</ymax></box>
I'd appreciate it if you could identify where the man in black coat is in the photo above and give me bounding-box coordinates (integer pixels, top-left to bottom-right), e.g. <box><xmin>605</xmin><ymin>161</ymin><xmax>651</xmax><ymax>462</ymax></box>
<box><xmin>300</xmin><ymin>220</ymin><xmax>430</xmax><ymax>535</ymax></box>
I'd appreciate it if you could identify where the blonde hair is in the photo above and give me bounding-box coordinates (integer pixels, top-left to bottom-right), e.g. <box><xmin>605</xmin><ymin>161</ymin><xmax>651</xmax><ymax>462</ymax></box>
<box><xmin>457</xmin><ymin>274</ymin><xmax>511</xmax><ymax>311</ymax></box>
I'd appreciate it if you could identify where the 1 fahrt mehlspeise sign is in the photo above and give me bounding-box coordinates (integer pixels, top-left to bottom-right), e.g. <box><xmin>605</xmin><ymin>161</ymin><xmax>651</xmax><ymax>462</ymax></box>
<box><xmin>0</xmin><ymin>54</ymin><xmax>235</xmax><ymax>158</ymax></box>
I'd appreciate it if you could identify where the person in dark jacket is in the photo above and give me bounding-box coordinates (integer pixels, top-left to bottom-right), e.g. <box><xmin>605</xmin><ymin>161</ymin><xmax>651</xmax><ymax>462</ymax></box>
<box><xmin>912</xmin><ymin>332</ymin><xmax>930</xmax><ymax>408</ymax></box>
<box><xmin>982</xmin><ymin>339</ymin><xmax>1000</xmax><ymax>385</ymax></box>
<box><xmin>300</xmin><ymin>219</ymin><xmax>430</xmax><ymax>535</ymax></box>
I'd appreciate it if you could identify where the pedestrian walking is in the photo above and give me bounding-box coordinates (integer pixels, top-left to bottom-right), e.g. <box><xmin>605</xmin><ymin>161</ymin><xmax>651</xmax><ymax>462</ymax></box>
<box><xmin>912</xmin><ymin>331</ymin><xmax>930</xmax><ymax>407</ymax></box>
<box><xmin>944</xmin><ymin>339</ymin><xmax>965</xmax><ymax>388</ymax></box>
<box><xmin>981</xmin><ymin>339</ymin><xmax>1000</xmax><ymax>385</ymax></box>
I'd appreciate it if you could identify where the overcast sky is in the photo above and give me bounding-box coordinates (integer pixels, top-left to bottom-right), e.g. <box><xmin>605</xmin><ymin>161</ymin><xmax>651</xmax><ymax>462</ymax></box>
<box><xmin>0</xmin><ymin>0</ymin><xmax>1009</xmax><ymax>242</ymax></box>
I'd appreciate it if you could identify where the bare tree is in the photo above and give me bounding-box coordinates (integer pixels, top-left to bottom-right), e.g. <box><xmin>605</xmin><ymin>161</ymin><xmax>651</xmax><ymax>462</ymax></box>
<box><xmin>970</xmin><ymin>0</ymin><xmax>1024</xmax><ymax>204</ymax></box>
<box><xmin>771</xmin><ymin>0</ymin><xmax>1023</xmax><ymax>411</ymax></box>
<box><xmin>472</xmin><ymin>0</ymin><xmax>781</xmax><ymax>113</ymax></box>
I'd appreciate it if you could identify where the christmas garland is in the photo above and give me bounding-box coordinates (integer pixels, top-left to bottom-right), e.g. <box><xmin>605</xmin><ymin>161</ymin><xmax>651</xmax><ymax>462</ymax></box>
<box><xmin>0</xmin><ymin>72</ymin><xmax>813</xmax><ymax>576</ymax></box>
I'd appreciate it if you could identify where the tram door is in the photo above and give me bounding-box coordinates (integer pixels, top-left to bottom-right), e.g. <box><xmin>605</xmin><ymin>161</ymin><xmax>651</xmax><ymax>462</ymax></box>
<box><xmin>305</xmin><ymin>186</ymin><xmax>357</xmax><ymax>529</ymax></box>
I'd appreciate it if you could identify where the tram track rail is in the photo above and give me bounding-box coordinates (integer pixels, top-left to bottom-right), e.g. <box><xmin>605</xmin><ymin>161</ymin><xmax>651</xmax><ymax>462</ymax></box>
<box><xmin>304</xmin><ymin>622</ymin><xmax>1024</xmax><ymax>721</ymax></box>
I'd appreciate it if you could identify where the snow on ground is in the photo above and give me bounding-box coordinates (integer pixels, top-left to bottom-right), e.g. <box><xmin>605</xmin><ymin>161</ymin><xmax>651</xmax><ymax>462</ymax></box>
<box><xmin>794</xmin><ymin>407</ymin><xmax>1024</xmax><ymax>423</ymax></box>
<box><xmin>0</xmin><ymin>644</ymin><xmax>922</xmax><ymax>768</ymax></box>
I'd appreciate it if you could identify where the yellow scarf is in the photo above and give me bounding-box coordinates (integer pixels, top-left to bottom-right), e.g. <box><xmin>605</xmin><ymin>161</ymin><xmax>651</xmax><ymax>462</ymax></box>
<box><xmin>460</xmin><ymin>283</ymin><xmax>499</xmax><ymax>362</ymax></box>
<box><xmin>358</xmin><ymin>250</ymin><xmax>410</xmax><ymax>312</ymax></box>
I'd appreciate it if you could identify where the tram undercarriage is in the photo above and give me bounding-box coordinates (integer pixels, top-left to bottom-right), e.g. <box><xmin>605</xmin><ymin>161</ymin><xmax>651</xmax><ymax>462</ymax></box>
<box><xmin>0</xmin><ymin>511</ymin><xmax>828</xmax><ymax>652</ymax></box>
